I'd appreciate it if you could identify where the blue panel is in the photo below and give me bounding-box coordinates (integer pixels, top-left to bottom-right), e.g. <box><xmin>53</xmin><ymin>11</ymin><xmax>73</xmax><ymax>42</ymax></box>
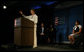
<box><xmin>54</xmin><ymin>5</ymin><xmax>83</xmax><ymax>42</ymax></box>
<box><xmin>54</xmin><ymin>10</ymin><xmax>68</xmax><ymax>42</ymax></box>
<box><xmin>69</xmin><ymin>5</ymin><xmax>83</xmax><ymax>34</ymax></box>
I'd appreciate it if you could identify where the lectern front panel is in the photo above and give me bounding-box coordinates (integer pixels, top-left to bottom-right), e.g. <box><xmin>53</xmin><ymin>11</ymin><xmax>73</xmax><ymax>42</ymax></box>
<box><xmin>21</xmin><ymin>27</ymin><xmax>34</xmax><ymax>46</ymax></box>
<box><xmin>14</xmin><ymin>17</ymin><xmax>34</xmax><ymax>47</ymax></box>
<box><xmin>14</xmin><ymin>27</ymin><xmax>21</xmax><ymax>45</ymax></box>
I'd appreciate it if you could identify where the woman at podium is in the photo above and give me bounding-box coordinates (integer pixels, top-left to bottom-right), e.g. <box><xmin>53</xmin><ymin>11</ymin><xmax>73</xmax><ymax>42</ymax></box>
<box><xmin>19</xmin><ymin>9</ymin><xmax>38</xmax><ymax>48</ymax></box>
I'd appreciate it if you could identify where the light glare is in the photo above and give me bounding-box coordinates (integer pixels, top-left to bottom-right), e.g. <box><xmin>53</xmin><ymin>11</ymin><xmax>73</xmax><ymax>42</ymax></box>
<box><xmin>3</xmin><ymin>5</ymin><xmax>7</xmax><ymax>9</ymax></box>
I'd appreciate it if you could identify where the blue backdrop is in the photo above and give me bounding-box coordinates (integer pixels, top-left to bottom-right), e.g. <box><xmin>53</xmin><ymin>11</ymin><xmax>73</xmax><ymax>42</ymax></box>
<box><xmin>54</xmin><ymin>4</ymin><xmax>83</xmax><ymax>42</ymax></box>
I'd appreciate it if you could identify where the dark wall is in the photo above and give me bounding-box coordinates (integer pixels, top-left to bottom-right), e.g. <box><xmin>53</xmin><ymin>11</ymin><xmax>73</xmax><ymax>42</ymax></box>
<box><xmin>54</xmin><ymin>4</ymin><xmax>83</xmax><ymax>42</ymax></box>
<box><xmin>36</xmin><ymin>5</ymin><xmax>54</xmax><ymax>28</ymax></box>
<box><xmin>0</xmin><ymin>7</ymin><xmax>15</xmax><ymax>44</ymax></box>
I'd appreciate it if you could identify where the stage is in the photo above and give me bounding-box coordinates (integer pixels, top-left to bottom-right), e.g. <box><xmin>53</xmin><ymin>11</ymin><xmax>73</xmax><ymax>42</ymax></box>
<box><xmin>0</xmin><ymin>44</ymin><xmax>83</xmax><ymax>51</ymax></box>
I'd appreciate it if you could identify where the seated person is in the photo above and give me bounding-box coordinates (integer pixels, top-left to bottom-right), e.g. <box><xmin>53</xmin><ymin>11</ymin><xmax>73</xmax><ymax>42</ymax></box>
<box><xmin>68</xmin><ymin>20</ymin><xmax>82</xmax><ymax>45</ymax></box>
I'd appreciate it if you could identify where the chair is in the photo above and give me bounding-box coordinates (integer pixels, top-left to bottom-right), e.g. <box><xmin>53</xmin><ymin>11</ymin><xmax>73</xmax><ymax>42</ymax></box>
<box><xmin>73</xmin><ymin>29</ymin><xmax>83</xmax><ymax>48</ymax></box>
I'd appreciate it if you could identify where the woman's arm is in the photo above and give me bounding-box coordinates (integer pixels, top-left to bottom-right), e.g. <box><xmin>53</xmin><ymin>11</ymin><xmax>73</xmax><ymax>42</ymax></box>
<box><xmin>72</xmin><ymin>30</ymin><xmax>75</xmax><ymax>34</ymax></box>
<box><xmin>19</xmin><ymin>11</ymin><xmax>26</xmax><ymax>17</ymax></box>
<box><xmin>75</xmin><ymin>28</ymin><xmax>82</xmax><ymax>34</ymax></box>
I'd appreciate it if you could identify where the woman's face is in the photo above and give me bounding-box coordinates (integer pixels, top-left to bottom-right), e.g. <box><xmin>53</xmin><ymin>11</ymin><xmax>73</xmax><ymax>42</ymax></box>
<box><xmin>30</xmin><ymin>10</ymin><xmax>35</xmax><ymax>15</ymax></box>
<box><xmin>75</xmin><ymin>21</ymin><xmax>79</xmax><ymax>25</ymax></box>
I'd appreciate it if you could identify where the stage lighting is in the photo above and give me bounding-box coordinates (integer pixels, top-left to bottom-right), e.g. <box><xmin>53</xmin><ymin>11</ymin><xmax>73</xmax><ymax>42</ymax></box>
<box><xmin>3</xmin><ymin>5</ymin><xmax>7</xmax><ymax>9</ymax></box>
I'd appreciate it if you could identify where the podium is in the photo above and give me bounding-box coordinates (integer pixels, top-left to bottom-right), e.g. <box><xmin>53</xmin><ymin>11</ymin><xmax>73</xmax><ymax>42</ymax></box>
<box><xmin>14</xmin><ymin>17</ymin><xmax>34</xmax><ymax>46</ymax></box>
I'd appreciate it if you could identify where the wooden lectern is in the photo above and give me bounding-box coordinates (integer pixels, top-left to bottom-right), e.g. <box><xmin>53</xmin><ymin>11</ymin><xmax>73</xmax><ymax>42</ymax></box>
<box><xmin>14</xmin><ymin>17</ymin><xmax>34</xmax><ymax>46</ymax></box>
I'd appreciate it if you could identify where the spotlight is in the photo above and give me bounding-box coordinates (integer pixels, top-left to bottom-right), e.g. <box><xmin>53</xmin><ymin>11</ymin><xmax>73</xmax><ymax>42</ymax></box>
<box><xmin>3</xmin><ymin>5</ymin><xmax>7</xmax><ymax>9</ymax></box>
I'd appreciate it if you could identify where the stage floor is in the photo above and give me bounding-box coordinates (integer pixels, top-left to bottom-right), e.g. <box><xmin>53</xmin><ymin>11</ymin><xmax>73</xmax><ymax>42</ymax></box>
<box><xmin>0</xmin><ymin>44</ymin><xmax>83</xmax><ymax>51</ymax></box>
